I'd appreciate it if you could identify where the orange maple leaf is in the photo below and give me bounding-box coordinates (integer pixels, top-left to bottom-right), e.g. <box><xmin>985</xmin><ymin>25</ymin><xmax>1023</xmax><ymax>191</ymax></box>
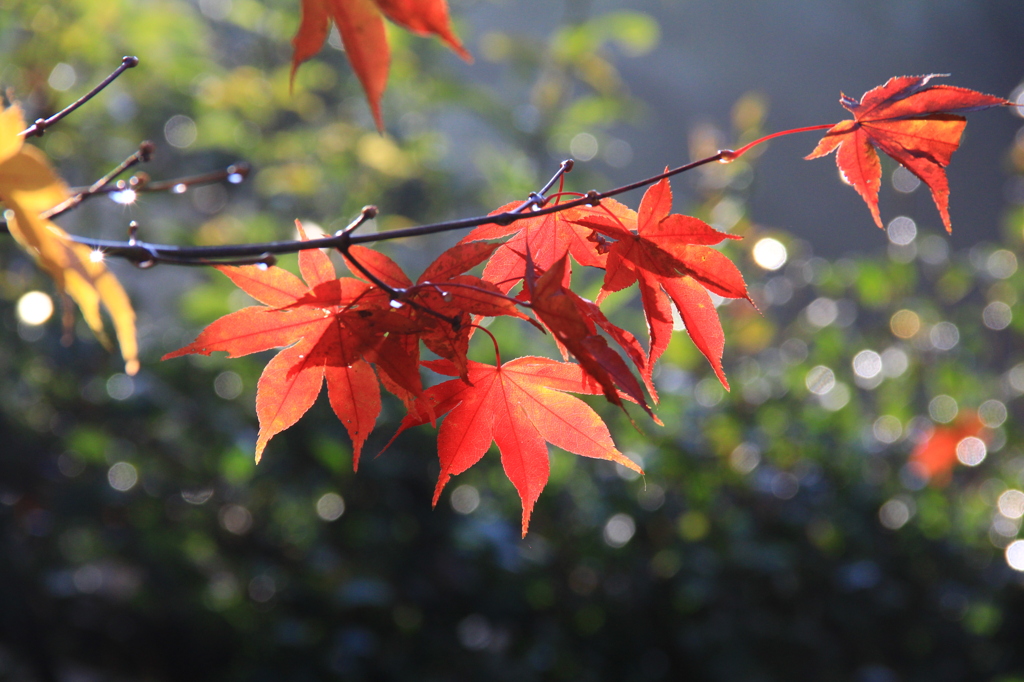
<box><xmin>459</xmin><ymin>200</ymin><xmax>615</xmax><ymax>294</ymax></box>
<box><xmin>390</xmin><ymin>356</ymin><xmax>642</xmax><ymax>536</ymax></box>
<box><xmin>290</xmin><ymin>0</ymin><xmax>471</xmax><ymax>131</ymax></box>
<box><xmin>524</xmin><ymin>251</ymin><xmax>655</xmax><ymax>418</ymax></box>
<box><xmin>569</xmin><ymin>176</ymin><xmax>749</xmax><ymax>391</ymax></box>
<box><xmin>806</xmin><ymin>75</ymin><xmax>1008</xmax><ymax>232</ymax></box>
<box><xmin>164</xmin><ymin>226</ymin><xmax>419</xmax><ymax>466</ymax></box>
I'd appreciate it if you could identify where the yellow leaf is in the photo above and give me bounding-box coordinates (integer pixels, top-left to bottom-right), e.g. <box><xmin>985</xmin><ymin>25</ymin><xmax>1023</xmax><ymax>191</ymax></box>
<box><xmin>0</xmin><ymin>144</ymin><xmax>73</xmax><ymax>214</ymax></box>
<box><xmin>0</xmin><ymin>104</ymin><xmax>139</xmax><ymax>375</ymax></box>
<box><xmin>0</xmin><ymin>106</ymin><xmax>24</xmax><ymax>164</ymax></box>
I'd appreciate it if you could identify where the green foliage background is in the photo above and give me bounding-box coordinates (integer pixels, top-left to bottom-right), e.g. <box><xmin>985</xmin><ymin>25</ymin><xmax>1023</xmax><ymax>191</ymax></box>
<box><xmin>2</xmin><ymin>1</ymin><xmax>1024</xmax><ymax>680</ymax></box>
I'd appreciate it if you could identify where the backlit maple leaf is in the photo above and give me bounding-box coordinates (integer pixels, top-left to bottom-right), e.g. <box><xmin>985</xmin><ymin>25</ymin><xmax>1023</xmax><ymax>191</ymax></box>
<box><xmin>524</xmin><ymin>251</ymin><xmax>654</xmax><ymax>418</ymax></box>
<box><xmin>290</xmin><ymin>0</ymin><xmax>471</xmax><ymax>131</ymax></box>
<box><xmin>0</xmin><ymin>104</ymin><xmax>138</xmax><ymax>374</ymax></box>
<box><xmin>569</xmin><ymin>177</ymin><xmax>749</xmax><ymax>390</ymax></box>
<box><xmin>459</xmin><ymin>201</ymin><xmax>618</xmax><ymax>294</ymax></box>
<box><xmin>164</xmin><ymin>227</ymin><xmax>418</xmax><ymax>466</ymax></box>
<box><xmin>806</xmin><ymin>75</ymin><xmax>1009</xmax><ymax>232</ymax></box>
<box><xmin>390</xmin><ymin>357</ymin><xmax>642</xmax><ymax>536</ymax></box>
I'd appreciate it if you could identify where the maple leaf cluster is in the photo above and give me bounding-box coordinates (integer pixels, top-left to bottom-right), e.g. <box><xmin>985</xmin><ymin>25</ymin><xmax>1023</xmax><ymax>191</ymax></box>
<box><xmin>163</xmin><ymin>65</ymin><xmax>1010</xmax><ymax>535</ymax></box>
<box><xmin>167</xmin><ymin>179</ymin><xmax>750</xmax><ymax>535</ymax></box>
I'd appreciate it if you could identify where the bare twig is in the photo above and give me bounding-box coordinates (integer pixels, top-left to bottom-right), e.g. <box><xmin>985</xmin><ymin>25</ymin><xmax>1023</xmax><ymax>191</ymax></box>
<box><xmin>507</xmin><ymin>158</ymin><xmax>574</xmax><ymax>215</ymax></box>
<box><xmin>139</xmin><ymin>162</ymin><xmax>250</xmax><ymax>194</ymax></box>
<box><xmin>0</xmin><ymin>158</ymin><xmax>251</xmax><ymax>234</ymax></box>
<box><xmin>336</xmin><ymin>206</ymin><xmax>398</xmax><ymax>296</ymax></box>
<box><xmin>65</xmin><ymin>162</ymin><xmax>250</xmax><ymax>197</ymax></box>
<box><xmin>42</xmin><ymin>141</ymin><xmax>155</xmax><ymax>221</ymax></box>
<box><xmin>20</xmin><ymin>56</ymin><xmax>139</xmax><ymax>138</ymax></box>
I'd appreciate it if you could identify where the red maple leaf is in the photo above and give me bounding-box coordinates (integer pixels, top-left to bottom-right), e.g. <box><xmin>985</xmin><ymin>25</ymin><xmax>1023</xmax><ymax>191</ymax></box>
<box><xmin>569</xmin><ymin>176</ymin><xmax>749</xmax><ymax>390</ymax></box>
<box><xmin>806</xmin><ymin>75</ymin><xmax>1009</xmax><ymax>232</ymax></box>
<box><xmin>290</xmin><ymin>0</ymin><xmax>471</xmax><ymax>131</ymax></box>
<box><xmin>459</xmin><ymin>201</ymin><xmax>618</xmax><ymax>293</ymax></box>
<box><xmin>524</xmin><ymin>251</ymin><xmax>655</xmax><ymax>419</ymax></box>
<box><xmin>164</xmin><ymin>226</ymin><xmax>417</xmax><ymax>467</ymax></box>
<box><xmin>389</xmin><ymin>357</ymin><xmax>642</xmax><ymax>536</ymax></box>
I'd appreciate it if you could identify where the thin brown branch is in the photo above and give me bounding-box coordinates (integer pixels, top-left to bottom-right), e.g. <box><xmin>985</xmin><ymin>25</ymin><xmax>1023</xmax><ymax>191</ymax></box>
<box><xmin>19</xmin><ymin>154</ymin><xmax>713</xmax><ymax>264</ymax></box>
<box><xmin>139</xmin><ymin>162</ymin><xmax>250</xmax><ymax>194</ymax></box>
<box><xmin>20</xmin><ymin>56</ymin><xmax>139</xmax><ymax>138</ymax></box>
<box><xmin>4</xmin><ymin>119</ymin><xmax>812</xmax><ymax>265</ymax></box>
<box><xmin>42</xmin><ymin>141</ymin><xmax>155</xmax><ymax>221</ymax></box>
<box><xmin>0</xmin><ymin>158</ymin><xmax>251</xmax><ymax>235</ymax></box>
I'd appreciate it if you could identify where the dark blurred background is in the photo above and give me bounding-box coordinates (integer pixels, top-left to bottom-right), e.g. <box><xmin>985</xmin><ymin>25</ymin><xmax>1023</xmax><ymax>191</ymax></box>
<box><xmin>2</xmin><ymin>0</ymin><xmax>1024</xmax><ymax>680</ymax></box>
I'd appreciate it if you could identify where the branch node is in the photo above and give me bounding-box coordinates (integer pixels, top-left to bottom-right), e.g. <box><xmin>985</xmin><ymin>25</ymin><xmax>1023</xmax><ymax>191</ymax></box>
<box><xmin>562</xmin><ymin>159</ymin><xmax>575</xmax><ymax>173</ymax></box>
<box><xmin>122</xmin><ymin>55</ymin><xmax>140</xmax><ymax>68</ymax></box>
<box><xmin>338</xmin><ymin>206</ymin><xmax>378</xmax><ymax>245</ymax></box>
<box><xmin>138</xmin><ymin>140</ymin><xmax>155</xmax><ymax>162</ymax></box>
<box><xmin>127</xmin><ymin>220</ymin><xmax>139</xmax><ymax>246</ymax></box>
<box><xmin>584</xmin><ymin>190</ymin><xmax>601</xmax><ymax>206</ymax></box>
<box><xmin>30</xmin><ymin>119</ymin><xmax>47</xmax><ymax>138</ymax></box>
